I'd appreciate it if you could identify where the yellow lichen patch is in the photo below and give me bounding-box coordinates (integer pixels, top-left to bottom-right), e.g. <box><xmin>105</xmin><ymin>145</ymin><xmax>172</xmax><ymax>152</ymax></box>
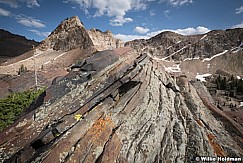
<box><xmin>207</xmin><ymin>133</ymin><xmax>226</xmax><ymax>158</ymax></box>
<box><xmin>74</xmin><ymin>114</ymin><xmax>82</xmax><ymax>121</ymax></box>
<box><xmin>89</xmin><ymin>114</ymin><xmax>114</xmax><ymax>142</ymax></box>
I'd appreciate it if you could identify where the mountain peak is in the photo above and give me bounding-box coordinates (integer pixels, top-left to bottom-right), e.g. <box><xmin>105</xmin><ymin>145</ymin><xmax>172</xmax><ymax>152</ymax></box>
<box><xmin>51</xmin><ymin>16</ymin><xmax>84</xmax><ymax>35</ymax></box>
<box><xmin>38</xmin><ymin>16</ymin><xmax>93</xmax><ymax>51</ymax></box>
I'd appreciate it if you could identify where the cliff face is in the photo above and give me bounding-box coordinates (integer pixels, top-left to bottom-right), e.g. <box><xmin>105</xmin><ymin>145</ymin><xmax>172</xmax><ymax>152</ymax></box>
<box><xmin>87</xmin><ymin>28</ymin><xmax>124</xmax><ymax>51</ymax></box>
<box><xmin>0</xmin><ymin>29</ymin><xmax>39</xmax><ymax>58</ymax></box>
<box><xmin>39</xmin><ymin>16</ymin><xmax>94</xmax><ymax>51</ymax></box>
<box><xmin>126</xmin><ymin>28</ymin><xmax>243</xmax><ymax>61</ymax></box>
<box><xmin>0</xmin><ymin>47</ymin><xmax>242</xmax><ymax>162</ymax></box>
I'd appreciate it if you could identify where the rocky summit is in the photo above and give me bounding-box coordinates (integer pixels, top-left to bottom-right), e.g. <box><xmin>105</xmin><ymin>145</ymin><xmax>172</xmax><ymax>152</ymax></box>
<box><xmin>39</xmin><ymin>16</ymin><xmax>94</xmax><ymax>51</ymax></box>
<box><xmin>0</xmin><ymin>16</ymin><xmax>243</xmax><ymax>163</ymax></box>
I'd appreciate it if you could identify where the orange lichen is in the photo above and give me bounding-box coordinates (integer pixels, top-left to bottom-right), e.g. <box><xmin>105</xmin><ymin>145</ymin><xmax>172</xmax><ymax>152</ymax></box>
<box><xmin>89</xmin><ymin>114</ymin><xmax>114</xmax><ymax>142</ymax></box>
<box><xmin>207</xmin><ymin>133</ymin><xmax>226</xmax><ymax>158</ymax></box>
<box><xmin>196</xmin><ymin>119</ymin><xmax>203</xmax><ymax>127</ymax></box>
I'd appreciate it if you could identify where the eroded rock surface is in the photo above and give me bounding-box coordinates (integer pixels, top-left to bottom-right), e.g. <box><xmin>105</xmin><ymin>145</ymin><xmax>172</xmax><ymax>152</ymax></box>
<box><xmin>87</xmin><ymin>28</ymin><xmax>124</xmax><ymax>51</ymax></box>
<box><xmin>0</xmin><ymin>47</ymin><xmax>242</xmax><ymax>163</ymax></box>
<box><xmin>39</xmin><ymin>16</ymin><xmax>94</xmax><ymax>51</ymax></box>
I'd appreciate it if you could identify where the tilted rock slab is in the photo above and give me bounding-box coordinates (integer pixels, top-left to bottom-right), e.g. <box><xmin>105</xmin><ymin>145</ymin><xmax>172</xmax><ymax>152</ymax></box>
<box><xmin>0</xmin><ymin>47</ymin><xmax>242</xmax><ymax>162</ymax></box>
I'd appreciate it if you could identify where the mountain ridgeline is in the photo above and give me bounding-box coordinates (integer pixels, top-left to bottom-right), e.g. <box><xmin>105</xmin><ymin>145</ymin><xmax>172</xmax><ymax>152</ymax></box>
<box><xmin>126</xmin><ymin>28</ymin><xmax>243</xmax><ymax>61</ymax></box>
<box><xmin>0</xmin><ymin>16</ymin><xmax>243</xmax><ymax>162</ymax></box>
<box><xmin>0</xmin><ymin>29</ymin><xmax>39</xmax><ymax>61</ymax></box>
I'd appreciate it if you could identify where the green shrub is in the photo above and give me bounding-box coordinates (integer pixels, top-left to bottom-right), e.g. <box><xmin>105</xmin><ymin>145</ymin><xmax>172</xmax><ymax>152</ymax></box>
<box><xmin>0</xmin><ymin>88</ymin><xmax>45</xmax><ymax>131</ymax></box>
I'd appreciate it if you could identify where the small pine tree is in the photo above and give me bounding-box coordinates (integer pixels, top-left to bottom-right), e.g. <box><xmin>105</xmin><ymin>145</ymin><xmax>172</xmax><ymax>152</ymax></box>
<box><xmin>18</xmin><ymin>64</ymin><xmax>27</xmax><ymax>75</ymax></box>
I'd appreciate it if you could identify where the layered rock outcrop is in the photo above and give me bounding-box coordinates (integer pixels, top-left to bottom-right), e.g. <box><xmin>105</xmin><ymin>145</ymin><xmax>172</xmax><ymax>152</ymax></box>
<box><xmin>0</xmin><ymin>47</ymin><xmax>242</xmax><ymax>162</ymax></box>
<box><xmin>87</xmin><ymin>28</ymin><xmax>124</xmax><ymax>51</ymax></box>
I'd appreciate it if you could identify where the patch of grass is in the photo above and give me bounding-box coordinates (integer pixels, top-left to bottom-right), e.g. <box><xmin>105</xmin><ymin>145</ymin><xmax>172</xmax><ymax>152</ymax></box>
<box><xmin>0</xmin><ymin>88</ymin><xmax>45</xmax><ymax>131</ymax></box>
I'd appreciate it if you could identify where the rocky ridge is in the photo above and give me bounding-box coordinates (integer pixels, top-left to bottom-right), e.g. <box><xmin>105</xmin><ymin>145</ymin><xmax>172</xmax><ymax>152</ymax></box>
<box><xmin>0</xmin><ymin>16</ymin><xmax>243</xmax><ymax>163</ymax></box>
<box><xmin>126</xmin><ymin>28</ymin><xmax>243</xmax><ymax>78</ymax></box>
<box><xmin>126</xmin><ymin>28</ymin><xmax>243</xmax><ymax>61</ymax></box>
<box><xmin>0</xmin><ymin>29</ymin><xmax>39</xmax><ymax>61</ymax></box>
<box><xmin>0</xmin><ymin>47</ymin><xmax>242</xmax><ymax>162</ymax></box>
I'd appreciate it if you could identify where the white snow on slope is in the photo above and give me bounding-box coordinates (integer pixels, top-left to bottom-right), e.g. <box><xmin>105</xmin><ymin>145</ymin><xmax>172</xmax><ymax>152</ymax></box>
<box><xmin>183</xmin><ymin>57</ymin><xmax>200</xmax><ymax>61</ymax></box>
<box><xmin>162</xmin><ymin>45</ymin><xmax>188</xmax><ymax>61</ymax></box>
<box><xmin>195</xmin><ymin>73</ymin><xmax>212</xmax><ymax>82</ymax></box>
<box><xmin>202</xmin><ymin>50</ymin><xmax>228</xmax><ymax>62</ymax></box>
<box><xmin>200</xmin><ymin>35</ymin><xmax>207</xmax><ymax>40</ymax></box>
<box><xmin>237</xmin><ymin>76</ymin><xmax>241</xmax><ymax>80</ymax></box>
<box><xmin>166</xmin><ymin>45</ymin><xmax>172</xmax><ymax>49</ymax></box>
<box><xmin>164</xmin><ymin>64</ymin><xmax>181</xmax><ymax>73</ymax></box>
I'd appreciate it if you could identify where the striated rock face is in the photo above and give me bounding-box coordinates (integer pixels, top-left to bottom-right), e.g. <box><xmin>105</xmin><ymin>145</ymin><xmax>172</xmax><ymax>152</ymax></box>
<box><xmin>0</xmin><ymin>47</ymin><xmax>242</xmax><ymax>162</ymax></box>
<box><xmin>126</xmin><ymin>28</ymin><xmax>243</xmax><ymax>61</ymax></box>
<box><xmin>87</xmin><ymin>28</ymin><xmax>124</xmax><ymax>51</ymax></box>
<box><xmin>39</xmin><ymin>16</ymin><xmax>94</xmax><ymax>51</ymax></box>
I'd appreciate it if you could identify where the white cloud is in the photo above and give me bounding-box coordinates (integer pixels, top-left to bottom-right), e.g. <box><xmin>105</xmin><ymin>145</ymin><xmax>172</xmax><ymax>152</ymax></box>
<box><xmin>147</xmin><ymin>26</ymin><xmax>210</xmax><ymax>37</ymax></box>
<box><xmin>170</xmin><ymin>26</ymin><xmax>210</xmax><ymax>35</ymax></box>
<box><xmin>114</xmin><ymin>33</ymin><xmax>149</xmax><ymax>42</ymax></box>
<box><xmin>15</xmin><ymin>15</ymin><xmax>45</xmax><ymax>28</ymax></box>
<box><xmin>164</xmin><ymin>10</ymin><xmax>170</xmax><ymax>17</ymax></box>
<box><xmin>26</xmin><ymin>0</ymin><xmax>40</xmax><ymax>8</ymax></box>
<box><xmin>134</xmin><ymin>26</ymin><xmax>150</xmax><ymax>34</ymax></box>
<box><xmin>0</xmin><ymin>0</ymin><xmax>40</xmax><ymax>8</ymax></box>
<box><xmin>0</xmin><ymin>7</ymin><xmax>11</xmax><ymax>16</ymax></box>
<box><xmin>116</xmin><ymin>26</ymin><xmax>210</xmax><ymax>42</ymax></box>
<box><xmin>235</xmin><ymin>6</ymin><xmax>243</xmax><ymax>14</ymax></box>
<box><xmin>232</xmin><ymin>22</ymin><xmax>243</xmax><ymax>28</ymax></box>
<box><xmin>28</xmin><ymin>29</ymin><xmax>50</xmax><ymax>37</ymax></box>
<box><xmin>110</xmin><ymin>16</ymin><xmax>133</xmax><ymax>26</ymax></box>
<box><xmin>63</xmin><ymin>0</ymin><xmax>153</xmax><ymax>26</ymax></box>
<box><xmin>160</xmin><ymin>0</ymin><xmax>193</xmax><ymax>7</ymax></box>
<box><xmin>149</xmin><ymin>10</ymin><xmax>155</xmax><ymax>16</ymax></box>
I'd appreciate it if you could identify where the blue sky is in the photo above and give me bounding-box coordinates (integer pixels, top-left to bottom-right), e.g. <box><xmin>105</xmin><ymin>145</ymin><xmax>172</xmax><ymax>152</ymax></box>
<box><xmin>0</xmin><ymin>0</ymin><xmax>242</xmax><ymax>42</ymax></box>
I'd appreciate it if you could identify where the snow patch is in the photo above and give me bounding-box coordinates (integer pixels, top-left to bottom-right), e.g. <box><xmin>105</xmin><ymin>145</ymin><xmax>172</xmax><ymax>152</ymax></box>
<box><xmin>166</xmin><ymin>45</ymin><xmax>172</xmax><ymax>49</ymax></box>
<box><xmin>240</xmin><ymin>102</ymin><xmax>243</xmax><ymax>107</ymax></box>
<box><xmin>200</xmin><ymin>35</ymin><xmax>207</xmax><ymax>40</ymax></box>
<box><xmin>195</xmin><ymin>73</ymin><xmax>212</xmax><ymax>82</ymax></box>
<box><xmin>237</xmin><ymin>76</ymin><xmax>241</xmax><ymax>80</ymax></box>
<box><xmin>164</xmin><ymin>64</ymin><xmax>181</xmax><ymax>73</ymax></box>
<box><xmin>162</xmin><ymin>45</ymin><xmax>188</xmax><ymax>60</ymax></box>
<box><xmin>183</xmin><ymin>57</ymin><xmax>200</xmax><ymax>61</ymax></box>
<box><xmin>207</xmin><ymin>63</ymin><xmax>210</xmax><ymax>69</ymax></box>
<box><xmin>53</xmin><ymin>52</ymin><xmax>66</xmax><ymax>60</ymax></box>
<box><xmin>202</xmin><ymin>50</ymin><xmax>228</xmax><ymax>62</ymax></box>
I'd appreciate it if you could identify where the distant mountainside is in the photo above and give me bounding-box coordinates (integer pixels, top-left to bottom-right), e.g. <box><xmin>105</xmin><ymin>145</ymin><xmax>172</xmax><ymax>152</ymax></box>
<box><xmin>126</xmin><ymin>28</ymin><xmax>243</xmax><ymax>77</ymax></box>
<box><xmin>126</xmin><ymin>28</ymin><xmax>243</xmax><ymax>61</ymax></box>
<box><xmin>0</xmin><ymin>29</ymin><xmax>39</xmax><ymax>58</ymax></box>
